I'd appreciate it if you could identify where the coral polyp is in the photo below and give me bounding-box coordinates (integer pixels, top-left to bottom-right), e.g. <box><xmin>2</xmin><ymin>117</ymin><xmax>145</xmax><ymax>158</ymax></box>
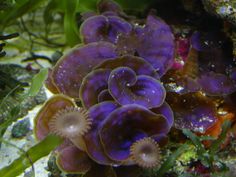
<box><xmin>130</xmin><ymin>137</ymin><xmax>161</xmax><ymax>168</ymax></box>
<box><xmin>48</xmin><ymin>107</ymin><xmax>91</xmax><ymax>139</ymax></box>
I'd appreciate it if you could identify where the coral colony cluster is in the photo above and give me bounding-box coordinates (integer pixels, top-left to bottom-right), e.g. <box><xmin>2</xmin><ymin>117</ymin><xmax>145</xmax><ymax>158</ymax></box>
<box><xmin>34</xmin><ymin>0</ymin><xmax>236</xmax><ymax>176</ymax></box>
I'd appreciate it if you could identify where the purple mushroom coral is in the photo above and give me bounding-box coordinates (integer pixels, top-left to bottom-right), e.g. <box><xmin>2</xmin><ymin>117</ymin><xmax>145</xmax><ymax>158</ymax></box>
<box><xmin>80</xmin><ymin>8</ymin><xmax>175</xmax><ymax>77</ymax></box>
<box><xmin>190</xmin><ymin>31</ymin><xmax>236</xmax><ymax>96</ymax></box>
<box><xmin>51</xmin><ymin>41</ymin><xmax>118</xmax><ymax>98</ymax></box>
<box><xmin>166</xmin><ymin>92</ymin><xmax>218</xmax><ymax>133</ymax></box>
<box><xmin>34</xmin><ymin>95</ymin><xmax>173</xmax><ymax>174</ymax></box>
<box><xmin>79</xmin><ymin>56</ymin><xmax>165</xmax><ymax>109</ymax></box>
<box><xmin>35</xmin><ymin>0</ymin><xmax>177</xmax><ymax>175</ymax></box>
<box><xmin>80</xmin><ymin>15</ymin><xmax>132</xmax><ymax>44</ymax></box>
<box><xmin>99</xmin><ymin>104</ymin><xmax>171</xmax><ymax>164</ymax></box>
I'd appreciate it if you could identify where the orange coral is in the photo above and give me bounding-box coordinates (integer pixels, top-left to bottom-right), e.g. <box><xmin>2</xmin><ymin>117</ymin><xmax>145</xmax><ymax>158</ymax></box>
<box><xmin>200</xmin><ymin>105</ymin><xmax>235</xmax><ymax>148</ymax></box>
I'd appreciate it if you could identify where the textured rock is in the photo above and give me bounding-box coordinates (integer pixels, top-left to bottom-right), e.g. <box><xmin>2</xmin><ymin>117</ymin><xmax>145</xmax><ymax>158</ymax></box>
<box><xmin>11</xmin><ymin>118</ymin><xmax>31</xmax><ymax>138</ymax></box>
<box><xmin>202</xmin><ymin>0</ymin><xmax>236</xmax><ymax>26</ymax></box>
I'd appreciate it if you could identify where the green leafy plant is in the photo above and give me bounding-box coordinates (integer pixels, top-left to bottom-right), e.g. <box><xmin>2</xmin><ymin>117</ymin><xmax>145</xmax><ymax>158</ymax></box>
<box><xmin>0</xmin><ymin>0</ymin><xmax>98</xmax><ymax>46</ymax></box>
<box><xmin>0</xmin><ymin>68</ymin><xmax>53</xmax><ymax>176</ymax></box>
<box><xmin>0</xmin><ymin>68</ymin><xmax>48</xmax><ymax>138</ymax></box>
<box><xmin>156</xmin><ymin>144</ymin><xmax>190</xmax><ymax>177</ymax></box>
<box><xmin>0</xmin><ymin>134</ymin><xmax>63</xmax><ymax>177</ymax></box>
<box><xmin>182</xmin><ymin>121</ymin><xmax>231</xmax><ymax>170</ymax></box>
<box><xmin>28</xmin><ymin>68</ymin><xmax>48</xmax><ymax>96</ymax></box>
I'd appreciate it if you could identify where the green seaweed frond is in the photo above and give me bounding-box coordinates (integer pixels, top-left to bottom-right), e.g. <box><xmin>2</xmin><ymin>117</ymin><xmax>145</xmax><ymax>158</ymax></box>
<box><xmin>182</xmin><ymin>120</ymin><xmax>231</xmax><ymax>170</ymax></box>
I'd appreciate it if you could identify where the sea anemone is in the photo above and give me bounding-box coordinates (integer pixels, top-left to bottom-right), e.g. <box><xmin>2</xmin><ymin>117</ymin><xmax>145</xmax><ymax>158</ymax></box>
<box><xmin>130</xmin><ymin>137</ymin><xmax>161</xmax><ymax>168</ymax></box>
<box><xmin>49</xmin><ymin>106</ymin><xmax>91</xmax><ymax>139</ymax></box>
